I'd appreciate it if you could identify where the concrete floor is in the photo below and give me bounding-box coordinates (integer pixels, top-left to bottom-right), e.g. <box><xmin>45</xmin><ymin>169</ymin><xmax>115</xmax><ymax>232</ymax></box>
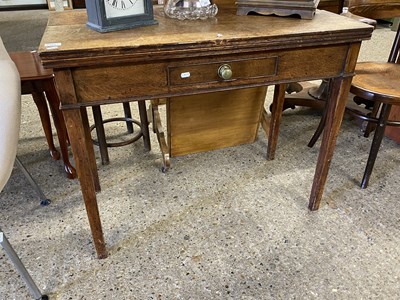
<box><xmin>1</xmin><ymin>9</ymin><xmax>400</xmax><ymax>300</ymax></box>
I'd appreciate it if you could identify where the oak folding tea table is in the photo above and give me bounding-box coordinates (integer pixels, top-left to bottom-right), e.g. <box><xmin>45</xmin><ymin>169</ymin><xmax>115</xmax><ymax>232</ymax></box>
<box><xmin>39</xmin><ymin>7</ymin><xmax>372</xmax><ymax>258</ymax></box>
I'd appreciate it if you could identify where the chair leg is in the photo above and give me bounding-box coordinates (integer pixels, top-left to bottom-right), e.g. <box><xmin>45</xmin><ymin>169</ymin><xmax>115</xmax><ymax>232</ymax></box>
<box><xmin>92</xmin><ymin>105</ymin><xmax>110</xmax><ymax>165</ymax></box>
<box><xmin>0</xmin><ymin>229</ymin><xmax>48</xmax><ymax>300</ymax></box>
<box><xmin>361</xmin><ymin>103</ymin><xmax>392</xmax><ymax>189</ymax></box>
<box><xmin>363</xmin><ymin>102</ymin><xmax>381</xmax><ymax>138</ymax></box>
<box><xmin>31</xmin><ymin>91</ymin><xmax>60</xmax><ymax>160</ymax></box>
<box><xmin>15</xmin><ymin>157</ymin><xmax>51</xmax><ymax>206</ymax></box>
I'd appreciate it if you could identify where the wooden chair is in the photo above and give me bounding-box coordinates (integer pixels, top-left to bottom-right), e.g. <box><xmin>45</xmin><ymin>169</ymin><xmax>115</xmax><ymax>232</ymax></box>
<box><xmin>307</xmin><ymin>0</ymin><xmax>400</xmax><ymax>188</ymax></box>
<box><xmin>9</xmin><ymin>51</ymin><xmax>76</xmax><ymax>179</ymax></box>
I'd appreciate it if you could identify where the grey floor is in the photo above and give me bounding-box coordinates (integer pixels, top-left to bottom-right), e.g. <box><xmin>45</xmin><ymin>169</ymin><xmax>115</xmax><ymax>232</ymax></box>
<box><xmin>1</xmin><ymin>9</ymin><xmax>400</xmax><ymax>300</ymax></box>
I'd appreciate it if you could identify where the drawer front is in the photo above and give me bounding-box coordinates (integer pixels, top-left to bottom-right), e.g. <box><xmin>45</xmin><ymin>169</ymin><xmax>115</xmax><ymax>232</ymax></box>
<box><xmin>168</xmin><ymin>56</ymin><xmax>278</xmax><ymax>86</ymax></box>
<box><xmin>72</xmin><ymin>62</ymin><xmax>168</xmax><ymax>103</ymax></box>
<box><xmin>166</xmin><ymin>44</ymin><xmax>350</xmax><ymax>95</ymax></box>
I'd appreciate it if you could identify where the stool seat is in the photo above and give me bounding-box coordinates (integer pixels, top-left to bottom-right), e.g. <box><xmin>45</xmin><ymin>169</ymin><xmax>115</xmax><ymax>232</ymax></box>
<box><xmin>9</xmin><ymin>51</ymin><xmax>76</xmax><ymax>179</ymax></box>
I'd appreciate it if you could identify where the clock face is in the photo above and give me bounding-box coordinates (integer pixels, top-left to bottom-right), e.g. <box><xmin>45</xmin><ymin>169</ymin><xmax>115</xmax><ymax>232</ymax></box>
<box><xmin>104</xmin><ymin>0</ymin><xmax>145</xmax><ymax>19</ymax></box>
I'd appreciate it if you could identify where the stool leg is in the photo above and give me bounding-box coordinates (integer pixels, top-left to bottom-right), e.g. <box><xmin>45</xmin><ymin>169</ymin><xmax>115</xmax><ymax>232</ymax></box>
<box><xmin>361</xmin><ymin>103</ymin><xmax>392</xmax><ymax>189</ymax></box>
<box><xmin>138</xmin><ymin>100</ymin><xmax>151</xmax><ymax>151</ymax></box>
<box><xmin>92</xmin><ymin>105</ymin><xmax>110</xmax><ymax>165</ymax></box>
<box><xmin>0</xmin><ymin>230</ymin><xmax>48</xmax><ymax>300</ymax></box>
<box><xmin>31</xmin><ymin>91</ymin><xmax>60</xmax><ymax>160</ymax></box>
<box><xmin>123</xmin><ymin>102</ymin><xmax>134</xmax><ymax>134</ymax></box>
<box><xmin>44</xmin><ymin>80</ymin><xmax>77</xmax><ymax>179</ymax></box>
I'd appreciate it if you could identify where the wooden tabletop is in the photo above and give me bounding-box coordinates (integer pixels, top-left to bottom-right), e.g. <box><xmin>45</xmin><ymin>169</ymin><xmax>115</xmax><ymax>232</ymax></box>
<box><xmin>39</xmin><ymin>6</ymin><xmax>372</xmax><ymax>68</ymax></box>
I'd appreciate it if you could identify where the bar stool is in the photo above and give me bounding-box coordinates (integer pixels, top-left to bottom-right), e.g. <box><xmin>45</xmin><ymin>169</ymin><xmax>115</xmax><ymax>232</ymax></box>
<box><xmin>9</xmin><ymin>51</ymin><xmax>76</xmax><ymax>179</ymax></box>
<box><xmin>91</xmin><ymin>100</ymin><xmax>151</xmax><ymax>165</ymax></box>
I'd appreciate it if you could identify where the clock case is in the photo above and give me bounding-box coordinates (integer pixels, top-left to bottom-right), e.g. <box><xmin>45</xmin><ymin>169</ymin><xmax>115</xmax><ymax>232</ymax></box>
<box><xmin>85</xmin><ymin>0</ymin><xmax>158</xmax><ymax>33</ymax></box>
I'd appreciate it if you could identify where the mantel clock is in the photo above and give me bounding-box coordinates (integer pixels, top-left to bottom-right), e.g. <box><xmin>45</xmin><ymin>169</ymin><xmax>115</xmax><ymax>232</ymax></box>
<box><xmin>85</xmin><ymin>0</ymin><xmax>158</xmax><ymax>33</ymax></box>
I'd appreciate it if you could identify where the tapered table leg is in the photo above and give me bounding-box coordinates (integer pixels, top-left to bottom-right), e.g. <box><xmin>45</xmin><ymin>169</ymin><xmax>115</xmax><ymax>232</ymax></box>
<box><xmin>308</xmin><ymin>76</ymin><xmax>352</xmax><ymax>210</ymax></box>
<box><xmin>63</xmin><ymin>107</ymin><xmax>107</xmax><ymax>258</ymax></box>
<box><xmin>55</xmin><ymin>69</ymin><xmax>105</xmax><ymax>258</ymax></box>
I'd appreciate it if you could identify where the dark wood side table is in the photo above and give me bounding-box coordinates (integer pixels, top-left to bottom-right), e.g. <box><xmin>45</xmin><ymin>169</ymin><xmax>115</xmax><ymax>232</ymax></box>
<box><xmin>39</xmin><ymin>7</ymin><xmax>372</xmax><ymax>258</ymax></box>
<box><xmin>71</xmin><ymin>0</ymin><xmax>86</xmax><ymax>8</ymax></box>
<box><xmin>10</xmin><ymin>51</ymin><xmax>76</xmax><ymax>179</ymax></box>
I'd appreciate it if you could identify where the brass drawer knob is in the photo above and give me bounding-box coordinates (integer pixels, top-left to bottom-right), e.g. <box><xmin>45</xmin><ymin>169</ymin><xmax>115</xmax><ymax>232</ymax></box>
<box><xmin>218</xmin><ymin>64</ymin><xmax>233</xmax><ymax>80</ymax></box>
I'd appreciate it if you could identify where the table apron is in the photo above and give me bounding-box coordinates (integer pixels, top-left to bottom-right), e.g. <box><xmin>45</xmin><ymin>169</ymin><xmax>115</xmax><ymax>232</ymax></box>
<box><xmin>60</xmin><ymin>43</ymin><xmax>353</xmax><ymax>108</ymax></box>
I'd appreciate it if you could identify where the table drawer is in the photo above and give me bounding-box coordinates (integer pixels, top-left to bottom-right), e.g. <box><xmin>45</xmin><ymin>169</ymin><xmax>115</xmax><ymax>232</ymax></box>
<box><xmin>72</xmin><ymin>62</ymin><xmax>168</xmax><ymax>103</ymax></box>
<box><xmin>168</xmin><ymin>56</ymin><xmax>278</xmax><ymax>86</ymax></box>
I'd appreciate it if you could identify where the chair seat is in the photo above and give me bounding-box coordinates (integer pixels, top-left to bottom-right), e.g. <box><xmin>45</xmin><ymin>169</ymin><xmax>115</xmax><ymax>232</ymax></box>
<box><xmin>351</xmin><ymin>62</ymin><xmax>400</xmax><ymax>104</ymax></box>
